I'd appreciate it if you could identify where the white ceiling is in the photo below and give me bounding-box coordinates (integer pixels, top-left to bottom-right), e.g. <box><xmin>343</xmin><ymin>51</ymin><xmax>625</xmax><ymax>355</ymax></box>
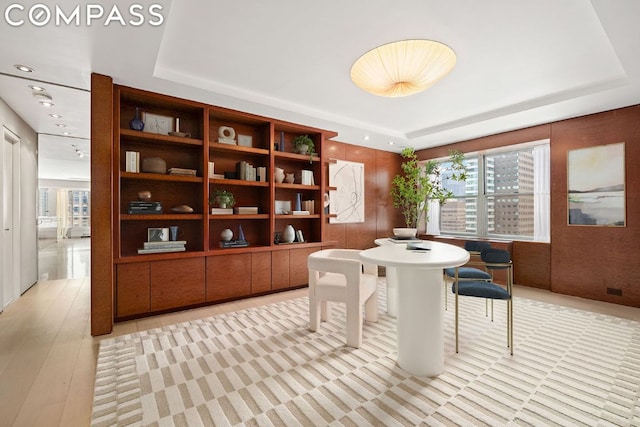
<box><xmin>1</xmin><ymin>0</ymin><xmax>639</xmax><ymax>181</ymax></box>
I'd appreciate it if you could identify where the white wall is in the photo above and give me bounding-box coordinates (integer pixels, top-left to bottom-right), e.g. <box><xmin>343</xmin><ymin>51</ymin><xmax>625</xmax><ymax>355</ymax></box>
<box><xmin>0</xmin><ymin>96</ymin><xmax>38</xmax><ymax>298</ymax></box>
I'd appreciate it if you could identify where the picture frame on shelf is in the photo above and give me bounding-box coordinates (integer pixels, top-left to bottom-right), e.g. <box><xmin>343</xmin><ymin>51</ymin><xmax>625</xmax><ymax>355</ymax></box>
<box><xmin>148</xmin><ymin>227</ymin><xmax>169</xmax><ymax>242</ymax></box>
<box><xmin>237</xmin><ymin>134</ymin><xmax>252</xmax><ymax>147</ymax></box>
<box><xmin>142</xmin><ymin>112</ymin><xmax>175</xmax><ymax>135</ymax></box>
<box><xmin>275</xmin><ymin>200</ymin><xmax>291</xmax><ymax>214</ymax></box>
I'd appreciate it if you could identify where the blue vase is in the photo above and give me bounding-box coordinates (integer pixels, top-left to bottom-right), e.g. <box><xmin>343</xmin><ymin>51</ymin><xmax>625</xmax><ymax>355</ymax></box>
<box><xmin>295</xmin><ymin>193</ymin><xmax>302</xmax><ymax>211</ymax></box>
<box><xmin>129</xmin><ymin>107</ymin><xmax>144</xmax><ymax>131</ymax></box>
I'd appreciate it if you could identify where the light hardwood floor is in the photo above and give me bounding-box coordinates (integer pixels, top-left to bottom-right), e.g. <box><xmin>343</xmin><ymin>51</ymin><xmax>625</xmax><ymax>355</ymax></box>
<box><xmin>1</xmin><ymin>241</ymin><xmax>639</xmax><ymax>426</ymax></box>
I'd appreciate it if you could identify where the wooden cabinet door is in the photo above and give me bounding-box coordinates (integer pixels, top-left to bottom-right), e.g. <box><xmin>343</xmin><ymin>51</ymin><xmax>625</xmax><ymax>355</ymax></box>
<box><xmin>271</xmin><ymin>250</ymin><xmax>290</xmax><ymax>290</ymax></box>
<box><xmin>150</xmin><ymin>258</ymin><xmax>205</xmax><ymax>311</ymax></box>
<box><xmin>289</xmin><ymin>247</ymin><xmax>317</xmax><ymax>286</ymax></box>
<box><xmin>251</xmin><ymin>252</ymin><xmax>271</xmax><ymax>294</ymax></box>
<box><xmin>206</xmin><ymin>254</ymin><xmax>251</xmax><ymax>301</ymax></box>
<box><xmin>116</xmin><ymin>262</ymin><xmax>150</xmax><ymax>317</ymax></box>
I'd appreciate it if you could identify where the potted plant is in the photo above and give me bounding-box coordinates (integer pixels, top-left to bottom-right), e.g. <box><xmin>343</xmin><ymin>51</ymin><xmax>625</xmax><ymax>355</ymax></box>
<box><xmin>391</xmin><ymin>147</ymin><xmax>466</xmax><ymax>236</ymax></box>
<box><xmin>211</xmin><ymin>189</ymin><xmax>235</xmax><ymax>209</ymax></box>
<box><xmin>293</xmin><ymin>134</ymin><xmax>315</xmax><ymax>161</ymax></box>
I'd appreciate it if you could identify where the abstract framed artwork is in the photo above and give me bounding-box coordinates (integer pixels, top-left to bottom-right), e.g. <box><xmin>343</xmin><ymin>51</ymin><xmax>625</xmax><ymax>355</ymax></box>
<box><xmin>567</xmin><ymin>142</ymin><xmax>625</xmax><ymax>226</ymax></box>
<box><xmin>329</xmin><ymin>159</ymin><xmax>365</xmax><ymax>223</ymax></box>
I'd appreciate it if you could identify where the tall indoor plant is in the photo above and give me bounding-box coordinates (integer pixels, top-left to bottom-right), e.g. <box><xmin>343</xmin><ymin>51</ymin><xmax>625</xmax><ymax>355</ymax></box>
<box><xmin>391</xmin><ymin>147</ymin><xmax>466</xmax><ymax>231</ymax></box>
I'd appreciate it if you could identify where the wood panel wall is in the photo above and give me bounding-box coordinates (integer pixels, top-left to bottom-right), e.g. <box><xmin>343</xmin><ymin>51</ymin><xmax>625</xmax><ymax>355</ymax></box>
<box><xmin>550</xmin><ymin>106</ymin><xmax>640</xmax><ymax>305</ymax></box>
<box><xmin>324</xmin><ymin>141</ymin><xmax>403</xmax><ymax>249</ymax></box>
<box><xmin>417</xmin><ymin>104</ymin><xmax>640</xmax><ymax>307</ymax></box>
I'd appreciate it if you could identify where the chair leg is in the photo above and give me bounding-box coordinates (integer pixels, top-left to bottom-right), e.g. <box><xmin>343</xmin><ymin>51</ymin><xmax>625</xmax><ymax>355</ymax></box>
<box><xmin>364</xmin><ymin>291</ymin><xmax>378</xmax><ymax>323</ymax></box>
<box><xmin>309</xmin><ymin>297</ymin><xmax>321</xmax><ymax>331</ymax></box>
<box><xmin>491</xmin><ymin>299</ymin><xmax>494</xmax><ymax>322</ymax></box>
<box><xmin>320</xmin><ymin>300</ymin><xmax>329</xmax><ymax>322</ymax></box>
<box><xmin>455</xmin><ymin>268</ymin><xmax>459</xmax><ymax>354</ymax></box>
<box><xmin>444</xmin><ymin>274</ymin><xmax>448</xmax><ymax>311</ymax></box>
<box><xmin>346</xmin><ymin>299</ymin><xmax>363</xmax><ymax>348</ymax></box>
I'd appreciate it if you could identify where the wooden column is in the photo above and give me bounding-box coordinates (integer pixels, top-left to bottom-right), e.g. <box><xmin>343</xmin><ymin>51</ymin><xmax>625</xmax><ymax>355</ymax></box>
<box><xmin>90</xmin><ymin>73</ymin><xmax>114</xmax><ymax>335</ymax></box>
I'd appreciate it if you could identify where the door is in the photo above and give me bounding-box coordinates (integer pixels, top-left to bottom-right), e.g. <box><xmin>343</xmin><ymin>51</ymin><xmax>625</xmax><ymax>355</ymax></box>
<box><xmin>2</xmin><ymin>127</ymin><xmax>20</xmax><ymax>311</ymax></box>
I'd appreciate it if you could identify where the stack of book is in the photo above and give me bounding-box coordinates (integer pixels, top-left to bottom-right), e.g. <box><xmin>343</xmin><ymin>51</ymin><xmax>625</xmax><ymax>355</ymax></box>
<box><xmin>168</xmin><ymin>167</ymin><xmax>197</xmax><ymax>177</ymax></box>
<box><xmin>138</xmin><ymin>240</ymin><xmax>186</xmax><ymax>254</ymax></box>
<box><xmin>234</xmin><ymin>206</ymin><xmax>258</xmax><ymax>214</ymax></box>
<box><xmin>125</xmin><ymin>151</ymin><xmax>140</xmax><ymax>172</ymax></box>
<box><xmin>219</xmin><ymin>239</ymin><xmax>249</xmax><ymax>248</ymax></box>
<box><xmin>128</xmin><ymin>201</ymin><xmax>162</xmax><ymax>214</ymax></box>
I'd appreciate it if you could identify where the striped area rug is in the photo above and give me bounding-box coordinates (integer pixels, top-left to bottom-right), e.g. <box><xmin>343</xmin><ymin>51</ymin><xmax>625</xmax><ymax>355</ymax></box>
<box><xmin>91</xmin><ymin>280</ymin><xmax>640</xmax><ymax>426</ymax></box>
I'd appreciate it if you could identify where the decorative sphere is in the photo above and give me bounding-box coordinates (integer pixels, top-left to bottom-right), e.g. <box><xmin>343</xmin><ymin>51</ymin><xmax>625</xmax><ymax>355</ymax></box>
<box><xmin>220</xmin><ymin>228</ymin><xmax>233</xmax><ymax>241</ymax></box>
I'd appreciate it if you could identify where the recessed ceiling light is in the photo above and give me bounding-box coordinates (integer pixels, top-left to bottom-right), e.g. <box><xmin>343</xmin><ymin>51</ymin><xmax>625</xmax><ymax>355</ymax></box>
<box><xmin>388</xmin><ymin>141</ymin><xmax>395</xmax><ymax>145</ymax></box>
<box><xmin>29</xmin><ymin>85</ymin><xmax>46</xmax><ymax>92</ymax></box>
<box><xmin>363</xmin><ymin>135</ymin><xmax>370</xmax><ymax>141</ymax></box>
<box><xmin>39</xmin><ymin>101</ymin><xmax>54</xmax><ymax>107</ymax></box>
<box><xmin>49</xmin><ymin>113</ymin><xmax>62</xmax><ymax>118</ymax></box>
<box><xmin>33</xmin><ymin>92</ymin><xmax>52</xmax><ymax>101</ymax></box>
<box><xmin>14</xmin><ymin>64</ymin><xmax>34</xmax><ymax>73</ymax></box>
<box><xmin>63</xmin><ymin>131</ymin><xmax>70</xmax><ymax>135</ymax></box>
<box><xmin>56</xmin><ymin>124</ymin><xmax>66</xmax><ymax>128</ymax></box>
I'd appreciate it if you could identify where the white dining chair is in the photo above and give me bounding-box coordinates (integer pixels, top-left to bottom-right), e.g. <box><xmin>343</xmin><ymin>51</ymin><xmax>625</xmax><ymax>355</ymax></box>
<box><xmin>308</xmin><ymin>249</ymin><xmax>379</xmax><ymax>347</ymax></box>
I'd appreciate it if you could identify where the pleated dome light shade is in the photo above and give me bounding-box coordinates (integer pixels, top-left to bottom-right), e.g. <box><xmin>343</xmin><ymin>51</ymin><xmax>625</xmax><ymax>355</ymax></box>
<box><xmin>350</xmin><ymin>39</ymin><xmax>456</xmax><ymax>97</ymax></box>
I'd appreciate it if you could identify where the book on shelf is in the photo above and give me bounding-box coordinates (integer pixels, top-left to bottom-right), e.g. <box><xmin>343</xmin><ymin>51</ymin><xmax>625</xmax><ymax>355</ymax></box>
<box><xmin>168</xmin><ymin>167</ymin><xmax>197</xmax><ymax>177</ymax></box>
<box><xmin>211</xmin><ymin>208</ymin><xmax>233</xmax><ymax>214</ymax></box>
<box><xmin>297</xmin><ymin>170</ymin><xmax>314</xmax><ymax>185</ymax></box>
<box><xmin>235</xmin><ymin>161</ymin><xmax>265</xmax><ymax>182</ymax></box>
<box><xmin>292</xmin><ymin>210</ymin><xmax>310</xmax><ymax>215</ymax></box>
<box><xmin>218</xmin><ymin>239</ymin><xmax>249</xmax><ymax>248</ymax></box>
<box><xmin>128</xmin><ymin>201</ymin><xmax>162</xmax><ymax>214</ymax></box>
<box><xmin>296</xmin><ymin>230</ymin><xmax>304</xmax><ymax>243</ymax></box>
<box><xmin>208</xmin><ymin>162</ymin><xmax>215</xmax><ymax>178</ymax></box>
<box><xmin>143</xmin><ymin>240</ymin><xmax>186</xmax><ymax>249</ymax></box>
<box><xmin>256</xmin><ymin>166</ymin><xmax>267</xmax><ymax>182</ymax></box>
<box><xmin>211</xmin><ymin>173</ymin><xmax>225</xmax><ymax>179</ymax></box>
<box><xmin>302</xmin><ymin>200</ymin><xmax>315</xmax><ymax>214</ymax></box>
<box><xmin>234</xmin><ymin>206</ymin><xmax>259</xmax><ymax>214</ymax></box>
<box><xmin>137</xmin><ymin>247</ymin><xmax>186</xmax><ymax>254</ymax></box>
<box><xmin>125</xmin><ymin>151</ymin><xmax>140</xmax><ymax>173</ymax></box>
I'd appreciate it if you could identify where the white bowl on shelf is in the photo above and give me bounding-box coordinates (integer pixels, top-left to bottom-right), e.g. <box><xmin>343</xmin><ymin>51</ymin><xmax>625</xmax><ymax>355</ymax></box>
<box><xmin>393</xmin><ymin>228</ymin><xmax>417</xmax><ymax>239</ymax></box>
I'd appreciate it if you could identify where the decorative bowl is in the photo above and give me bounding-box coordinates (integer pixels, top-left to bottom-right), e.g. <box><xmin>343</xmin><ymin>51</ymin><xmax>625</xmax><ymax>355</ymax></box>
<box><xmin>393</xmin><ymin>228</ymin><xmax>417</xmax><ymax>239</ymax></box>
<box><xmin>137</xmin><ymin>190</ymin><xmax>152</xmax><ymax>201</ymax></box>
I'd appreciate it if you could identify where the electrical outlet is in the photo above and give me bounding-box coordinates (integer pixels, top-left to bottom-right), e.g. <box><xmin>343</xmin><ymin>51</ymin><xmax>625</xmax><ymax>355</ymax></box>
<box><xmin>606</xmin><ymin>287</ymin><xmax>622</xmax><ymax>296</ymax></box>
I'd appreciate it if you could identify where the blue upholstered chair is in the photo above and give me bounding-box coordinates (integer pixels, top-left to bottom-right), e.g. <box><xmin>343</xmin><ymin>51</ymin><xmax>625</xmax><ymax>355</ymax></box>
<box><xmin>443</xmin><ymin>241</ymin><xmax>492</xmax><ymax>310</ymax></box>
<box><xmin>453</xmin><ymin>248</ymin><xmax>513</xmax><ymax>354</ymax></box>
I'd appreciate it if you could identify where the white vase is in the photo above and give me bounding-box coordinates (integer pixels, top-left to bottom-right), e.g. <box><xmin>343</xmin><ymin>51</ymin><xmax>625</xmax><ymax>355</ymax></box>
<box><xmin>282</xmin><ymin>225</ymin><xmax>295</xmax><ymax>243</ymax></box>
<box><xmin>285</xmin><ymin>173</ymin><xmax>295</xmax><ymax>184</ymax></box>
<box><xmin>274</xmin><ymin>167</ymin><xmax>285</xmax><ymax>183</ymax></box>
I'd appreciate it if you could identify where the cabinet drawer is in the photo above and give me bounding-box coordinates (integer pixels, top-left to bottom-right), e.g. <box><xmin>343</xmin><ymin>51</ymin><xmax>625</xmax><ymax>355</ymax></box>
<box><xmin>150</xmin><ymin>258</ymin><xmax>205</xmax><ymax>311</ymax></box>
<box><xmin>116</xmin><ymin>262</ymin><xmax>150</xmax><ymax>317</ymax></box>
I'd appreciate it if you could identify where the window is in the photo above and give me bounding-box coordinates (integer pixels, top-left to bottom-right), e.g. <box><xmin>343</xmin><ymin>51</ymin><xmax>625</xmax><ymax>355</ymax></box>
<box><xmin>431</xmin><ymin>141</ymin><xmax>549</xmax><ymax>241</ymax></box>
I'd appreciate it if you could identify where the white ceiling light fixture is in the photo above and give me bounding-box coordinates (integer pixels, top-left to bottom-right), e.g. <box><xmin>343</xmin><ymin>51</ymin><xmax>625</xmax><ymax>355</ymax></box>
<box><xmin>49</xmin><ymin>113</ymin><xmax>62</xmax><ymax>118</ymax></box>
<box><xmin>72</xmin><ymin>144</ymin><xmax>83</xmax><ymax>157</ymax></box>
<box><xmin>39</xmin><ymin>101</ymin><xmax>54</xmax><ymax>107</ymax></box>
<box><xmin>29</xmin><ymin>85</ymin><xmax>46</xmax><ymax>92</ymax></box>
<box><xmin>350</xmin><ymin>39</ymin><xmax>456</xmax><ymax>97</ymax></box>
<box><xmin>56</xmin><ymin>123</ymin><xmax>66</xmax><ymax>128</ymax></box>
